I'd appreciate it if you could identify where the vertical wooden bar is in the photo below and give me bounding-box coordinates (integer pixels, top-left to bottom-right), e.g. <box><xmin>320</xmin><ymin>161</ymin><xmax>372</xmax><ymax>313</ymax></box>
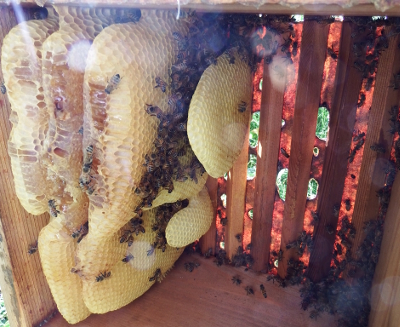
<box><xmin>369</xmin><ymin>173</ymin><xmax>400</xmax><ymax>327</ymax></box>
<box><xmin>199</xmin><ymin>176</ymin><xmax>218</xmax><ymax>255</ymax></box>
<box><xmin>350</xmin><ymin>30</ymin><xmax>400</xmax><ymax>258</ymax></box>
<box><xmin>307</xmin><ymin>21</ymin><xmax>365</xmax><ymax>282</ymax></box>
<box><xmin>0</xmin><ymin>7</ymin><xmax>56</xmax><ymax>327</ymax></box>
<box><xmin>250</xmin><ymin>62</ymin><xmax>286</xmax><ymax>272</ymax></box>
<box><xmin>278</xmin><ymin>19</ymin><xmax>329</xmax><ymax>278</ymax></box>
<box><xmin>225</xmin><ymin>128</ymin><xmax>249</xmax><ymax>260</ymax></box>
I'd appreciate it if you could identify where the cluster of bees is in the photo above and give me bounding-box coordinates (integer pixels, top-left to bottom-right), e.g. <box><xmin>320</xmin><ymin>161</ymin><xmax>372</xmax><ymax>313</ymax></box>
<box><xmin>119</xmin><ymin>216</ymin><xmax>146</xmax><ymax>250</ymax></box>
<box><xmin>148</xmin><ymin>200</ymin><xmax>189</xmax><ymax>255</ymax></box>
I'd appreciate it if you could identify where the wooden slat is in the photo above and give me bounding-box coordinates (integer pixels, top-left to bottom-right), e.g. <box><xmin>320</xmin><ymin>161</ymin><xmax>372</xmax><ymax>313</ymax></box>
<box><xmin>369</xmin><ymin>173</ymin><xmax>400</xmax><ymax>327</ymax></box>
<box><xmin>0</xmin><ymin>7</ymin><xmax>56</xmax><ymax>327</ymax></box>
<box><xmin>350</xmin><ymin>30</ymin><xmax>400</xmax><ymax>260</ymax></box>
<box><xmin>307</xmin><ymin>22</ymin><xmax>365</xmax><ymax>282</ymax></box>
<box><xmin>47</xmin><ymin>252</ymin><xmax>336</xmax><ymax>327</ymax></box>
<box><xmin>251</xmin><ymin>61</ymin><xmax>286</xmax><ymax>272</ymax></box>
<box><xmin>9</xmin><ymin>1</ymin><xmax>400</xmax><ymax>16</ymax></box>
<box><xmin>199</xmin><ymin>176</ymin><xmax>218</xmax><ymax>255</ymax></box>
<box><xmin>278</xmin><ymin>20</ymin><xmax>329</xmax><ymax>278</ymax></box>
<box><xmin>225</xmin><ymin>128</ymin><xmax>249</xmax><ymax>259</ymax></box>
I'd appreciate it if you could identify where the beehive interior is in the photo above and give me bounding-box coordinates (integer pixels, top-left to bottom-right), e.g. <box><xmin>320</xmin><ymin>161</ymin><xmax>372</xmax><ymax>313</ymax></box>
<box><xmin>0</xmin><ymin>5</ymin><xmax>399</xmax><ymax>327</ymax></box>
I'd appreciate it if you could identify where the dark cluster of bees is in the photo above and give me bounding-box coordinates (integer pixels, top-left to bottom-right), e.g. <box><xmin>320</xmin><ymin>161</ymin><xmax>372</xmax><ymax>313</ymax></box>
<box><xmin>148</xmin><ymin>199</ymin><xmax>189</xmax><ymax>255</ymax></box>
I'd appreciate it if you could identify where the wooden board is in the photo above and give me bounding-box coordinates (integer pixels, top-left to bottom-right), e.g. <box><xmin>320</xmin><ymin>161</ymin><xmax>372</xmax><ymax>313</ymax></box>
<box><xmin>307</xmin><ymin>22</ymin><xmax>364</xmax><ymax>282</ymax></box>
<box><xmin>199</xmin><ymin>176</ymin><xmax>218</xmax><ymax>255</ymax></box>
<box><xmin>278</xmin><ymin>20</ymin><xmax>329</xmax><ymax>278</ymax></box>
<box><xmin>350</xmin><ymin>30</ymin><xmax>400</xmax><ymax>258</ymax></box>
<box><xmin>369</xmin><ymin>173</ymin><xmax>400</xmax><ymax>327</ymax></box>
<box><xmin>250</xmin><ymin>60</ymin><xmax>286</xmax><ymax>272</ymax></box>
<box><xmin>0</xmin><ymin>7</ymin><xmax>56</xmax><ymax>327</ymax></box>
<box><xmin>46</xmin><ymin>253</ymin><xmax>336</xmax><ymax>327</ymax></box>
<box><xmin>9</xmin><ymin>1</ymin><xmax>400</xmax><ymax>16</ymax></box>
<box><xmin>225</xmin><ymin>129</ymin><xmax>249</xmax><ymax>259</ymax></box>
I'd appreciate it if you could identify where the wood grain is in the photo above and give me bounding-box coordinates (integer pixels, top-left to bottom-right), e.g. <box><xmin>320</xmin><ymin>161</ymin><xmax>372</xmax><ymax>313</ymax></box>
<box><xmin>199</xmin><ymin>176</ymin><xmax>218</xmax><ymax>255</ymax></box>
<box><xmin>369</xmin><ymin>173</ymin><xmax>400</xmax><ymax>327</ymax></box>
<box><xmin>350</xmin><ymin>30</ymin><xmax>400</xmax><ymax>260</ymax></box>
<box><xmin>250</xmin><ymin>61</ymin><xmax>286</xmax><ymax>272</ymax></box>
<box><xmin>307</xmin><ymin>22</ymin><xmax>365</xmax><ymax>282</ymax></box>
<box><xmin>0</xmin><ymin>7</ymin><xmax>57</xmax><ymax>327</ymax></box>
<box><xmin>8</xmin><ymin>1</ymin><xmax>400</xmax><ymax>16</ymax></box>
<box><xmin>225</xmin><ymin>128</ymin><xmax>249</xmax><ymax>259</ymax></box>
<box><xmin>278</xmin><ymin>20</ymin><xmax>329</xmax><ymax>278</ymax></box>
<box><xmin>47</xmin><ymin>253</ymin><xmax>336</xmax><ymax>327</ymax></box>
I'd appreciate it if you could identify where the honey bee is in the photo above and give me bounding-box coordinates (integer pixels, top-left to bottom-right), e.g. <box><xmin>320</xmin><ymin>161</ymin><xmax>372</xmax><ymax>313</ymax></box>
<box><xmin>220</xmin><ymin>217</ymin><xmax>228</xmax><ymax>226</ymax></box>
<box><xmin>28</xmin><ymin>241</ymin><xmax>38</xmax><ymax>255</ymax></box>
<box><xmin>245</xmin><ymin>286</ymin><xmax>254</xmax><ymax>295</ymax></box>
<box><xmin>149</xmin><ymin>268</ymin><xmax>162</xmax><ymax>282</ymax></box>
<box><xmin>365</xmin><ymin>76</ymin><xmax>374</xmax><ymax>91</ymax></box>
<box><xmin>280</xmin><ymin>147</ymin><xmax>290</xmax><ymax>158</ymax></box>
<box><xmin>145</xmin><ymin>104</ymin><xmax>163</xmax><ymax>119</ymax></box>
<box><xmin>147</xmin><ymin>245</ymin><xmax>155</xmax><ymax>256</ymax></box>
<box><xmin>353</xmin><ymin>131</ymin><xmax>365</xmax><ymax>142</ymax></box>
<box><xmin>172</xmin><ymin>32</ymin><xmax>188</xmax><ymax>51</ymax></box>
<box><xmin>357</xmin><ymin>92</ymin><xmax>366</xmax><ymax>108</ymax></box>
<box><xmin>155</xmin><ymin>77</ymin><xmax>167</xmax><ymax>93</ymax></box>
<box><xmin>122</xmin><ymin>253</ymin><xmax>134</xmax><ymax>263</ymax></box>
<box><xmin>260</xmin><ymin>284</ymin><xmax>267</xmax><ymax>298</ymax></box>
<box><xmin>333</xmin><ymin>203</ymin><xmax>340</xmax><ymax>217</ymax></box>
<box><xmin>238</xmin><ymin>101</ymin><xmax>247</xmax><ymax>113</ymax></box>
<box><xmin>82</xmin><ymin>145</ymin><xmax>93</xmax><ymax>173</ymax></box>
<box><xmin>278</xmin><ymin>249</ymin><xmax>284</xmax><ymax>262</ymax></box>
<box><xmin>327</xmin><ymin>46</ymin><xmax>338</xmax><ymax>60</ymax></box>
<box><xmin>172</xmin><ymin>60</ymin><xmax>188</xmax><ymax>72</ymax></box>
<box><xmin>344</xmin><ymin>199</ymin><xmax>351</xmax><ymax>211</ymax></box>
<box><xmin>120</xmin><ymin>230</ymin><xmax>133</xmax><ymax>244</ymax></box>
<box><xmin>177</xmin><ymin>122</ymin><xmax>187</xmax><ymax>132</ymax></box>
<box><xmin>71</xmin><ymin>223</ymin><xmax>88</xmax><ymax>243</ymax></box>
<box><xmin>280</xmin><ymin>37</ymin><xmax>292</xmax><ymax>52</ymax></box>
<box><xmin>105</xmin><ymin>74</ymin><xmax>121</xmax><ymax>94</ymax></box>
<box><xmin>205</xmin><ymin>55</ymin><xmax>217</xmax><ymax>66</ymax></box>
<box><xmin>0</xmin><ymin>82</ymin><xmax>6</xmax><ymax>94</ymax></box>
<box><xmin>134</xmin><ymin>207</ymin><xmax>143</xmax><ymax>217</ymax></box>
<box><xmin>48</xmin><ymin>199</ymin><xmax>60</xmax><ymax>218</ymax></box>
<box><xmin>95</xmin><ymin>271</ymin><xmax>111</xmax><ymax>282</ymax></box>
<box><xmin>232</xmin><ymin>275</ymin><xmax>242</xmax><ymax>285</ymax></box>
<box><xmin>370</xmin><ymin>143</ymin><xmax>386</xmax><ymax>153</ymax></box>
<box><xmin>115</xmin><ymin>9</ymin><xmax>141</xmax><ymax>23</ymax></box>
<box><xmin>311</xmin><ymin>211</ymin><xmax>319</xmax><ymax>225</ymax></box>
<box><xmin>204</xmin><ymin>247</ymin><xmax>213</xmax><ymax>258</ymax></box>
<box><xmin>33</xmin><ymin>8</ymin><xmax>48</xmax><ymax>20</ymax></box>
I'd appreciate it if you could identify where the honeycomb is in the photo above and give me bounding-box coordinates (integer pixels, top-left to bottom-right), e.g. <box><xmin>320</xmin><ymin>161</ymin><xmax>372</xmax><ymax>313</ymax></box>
<box><xmin>150</xmin><ymin>145</ymin><xmax>208</xmax><ymax>208</ymax></box>
<box><xmin>82</xmin><ymin>10</ymin><xmax>189</xmax><ymax>239</ymax></box>
<box><xmin>2</xmin><ymin>11</ymin><xmax>59</xmax><ymax>215</ymax></box>
<box><xmin>187</xmin><ymin>51</ymin><xmax>252</xmax><ymax>178</ymax></box>
<box><xmin>80</xmin><ymin>209</ymin><xmax>184</xmax><ymax>313</ymax></box>
<box><xmin>3</xmin><ymin>7</ymin><xmax>234</xmax><ymax>323</ymax></box>
<box><xmin>38</xmin><ymin>218</ymin><xmax>90</xmax><ymax>323</ymax></box>
<box><xmin>166</xmin><ymin>186</ymin><xmax>214</xmax><ymax>248</ymax></box>
<box><xmin>41</xmin><ymin>6</ymin><xmax>133</xmax><ymax>231</ymax></box>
